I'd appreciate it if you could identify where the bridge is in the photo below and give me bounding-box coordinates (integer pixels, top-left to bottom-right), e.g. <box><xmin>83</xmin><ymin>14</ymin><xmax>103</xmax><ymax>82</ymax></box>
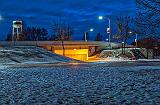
<box><xmin>0</xmin><ymin>41</ymin><xmax>120</xmax><ymax>61</ymax></box>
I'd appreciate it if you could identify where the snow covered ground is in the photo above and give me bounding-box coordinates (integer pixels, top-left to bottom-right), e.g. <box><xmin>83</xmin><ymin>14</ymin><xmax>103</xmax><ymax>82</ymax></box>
<box><xmin>0</xmin><ymin>46</ymin><xmax>79</xmax><ymax>66</ymax></box>
<box><xmin>0</xmin><ymin>46</ymin><xmax>160</xmax><ymax>104</ymax></box>
<box><xmin>0</xmin><ymin>61</ymin><xmax>160</xmax><ymax>105</ymax></box>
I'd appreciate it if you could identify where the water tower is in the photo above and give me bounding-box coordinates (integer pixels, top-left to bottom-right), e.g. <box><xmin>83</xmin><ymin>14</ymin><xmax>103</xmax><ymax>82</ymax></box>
<box><xmin>12</xmin><ymin>21</ymin><xmax>22</xmax><ymax>41</ymax></box>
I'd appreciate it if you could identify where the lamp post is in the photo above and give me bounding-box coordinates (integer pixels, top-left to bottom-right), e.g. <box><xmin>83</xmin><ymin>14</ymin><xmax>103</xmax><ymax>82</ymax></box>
<box><xmin>84</xmin><ymin>28</ymin><xmax>94</xmax><ymax>42</ymax></box>
<box><xmin>122</xmin><ymin>42</ymin><xmax>125</xmax><ymax>54</ymax></box>
<box><xmin>84</xmin><ymin>32</ymin><xmax>87</xmax><ymax>42</ymax></box>
<box><xmin>129</xmin><ymin>31</ymin><xmax>138</xmax><ymax>49</ymax></box>
<box><xmin>98</xmin><ymin>16</ymin><xmax>111</xmax><ymax>43</ymax></box>
<box><xmin>98</xmin><ymin>16</ymin><xmax>111</xmax><ymax>49</ymax></box>
<box><xmin>107</xmin><ymin>18</ymin><xmax>111</xmax><ymax>44</ymax></box>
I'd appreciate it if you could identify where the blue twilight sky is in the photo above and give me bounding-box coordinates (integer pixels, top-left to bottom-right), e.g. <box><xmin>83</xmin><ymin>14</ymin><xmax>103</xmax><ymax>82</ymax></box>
<box><xmin>0</xmin><ymin>0</ymin><xmax>136</xmax><ymax>40</ymax></box>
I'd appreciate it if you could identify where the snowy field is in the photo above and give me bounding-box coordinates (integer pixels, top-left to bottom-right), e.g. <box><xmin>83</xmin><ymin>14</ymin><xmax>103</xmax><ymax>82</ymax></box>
<box><xmin>0</xmin><ymin>61</ymin><xmax>160</xmax><ymax>105</ymax></box>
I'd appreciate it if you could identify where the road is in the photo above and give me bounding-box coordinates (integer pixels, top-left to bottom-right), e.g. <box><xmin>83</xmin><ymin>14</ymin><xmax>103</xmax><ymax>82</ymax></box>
<box><xmin>0</xmin><ymin>61</ymin><xmax>160</xmax><ymax>105</ymax></box>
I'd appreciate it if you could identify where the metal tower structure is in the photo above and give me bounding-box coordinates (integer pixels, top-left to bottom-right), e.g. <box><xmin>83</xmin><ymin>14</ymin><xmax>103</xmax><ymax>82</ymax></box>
<box><xmin>12</xmin><ymin>21</ymin><xmax>22</xmax><ymax>42</ymax></box>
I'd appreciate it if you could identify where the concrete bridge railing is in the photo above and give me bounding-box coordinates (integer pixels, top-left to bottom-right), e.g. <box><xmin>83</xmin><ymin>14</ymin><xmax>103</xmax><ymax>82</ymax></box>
<box><xmin>0</xmin><ymin>41</ymin><xmax>120</xmax><ymax>47</ymax></box>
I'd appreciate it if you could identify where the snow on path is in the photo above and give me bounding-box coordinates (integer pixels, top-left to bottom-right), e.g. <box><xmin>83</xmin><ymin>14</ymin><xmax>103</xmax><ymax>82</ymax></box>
<box><xmin>0</xmin><ymin>62</ymin><xmax>160</xmax><ymax>105</ymax></box>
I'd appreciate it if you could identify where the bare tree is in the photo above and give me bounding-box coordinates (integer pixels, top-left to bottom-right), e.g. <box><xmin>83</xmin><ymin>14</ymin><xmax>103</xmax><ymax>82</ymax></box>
<box><xmin>116</xmin><ymin>16</ymin><xmax>133</xmax><ymax>43</ymax></box>
<box><xmin>135</xmin><ymin>0</ymin><xmax>160</xmax><ymax>37</ymax></box>
<box><xmin>52</xmin><ymin>20</ymin><xmax>73</xmax><ymax>56</ymax></box>
<box><xmin>116</xmin><ymin>16</ymin><xmax>134</xmax><ymax>54</ymax></box>
<box><xmin>135</xmin><ymin>0</ymin><xmax>160</xmax><ymax>58</ymax></box>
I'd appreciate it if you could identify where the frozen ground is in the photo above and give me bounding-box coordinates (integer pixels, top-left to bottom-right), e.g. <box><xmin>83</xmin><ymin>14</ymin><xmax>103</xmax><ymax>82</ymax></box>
<box><xmin>0</xmin><ymin>61</ymin><xmax>160</xmax><ymax>105</ymax></box>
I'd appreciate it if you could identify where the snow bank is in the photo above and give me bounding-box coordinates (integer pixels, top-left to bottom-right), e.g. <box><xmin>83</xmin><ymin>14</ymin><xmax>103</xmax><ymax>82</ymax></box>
<box><xmin>0</xmin><ymin>46</ymin><xmax>79</xmax><ymax>65</ymax></box>
<box><xmin>100</xmin><ymin>49</ymin><xmax>135</xmax><ymax>61</ymax></box>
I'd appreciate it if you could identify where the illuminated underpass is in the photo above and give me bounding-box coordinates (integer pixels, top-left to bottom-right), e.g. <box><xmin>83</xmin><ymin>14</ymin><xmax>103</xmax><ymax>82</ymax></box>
<box><xmin>0</xmin><ymin>41</ymin><xmax>120</xmax><ymax>61</ymax></box>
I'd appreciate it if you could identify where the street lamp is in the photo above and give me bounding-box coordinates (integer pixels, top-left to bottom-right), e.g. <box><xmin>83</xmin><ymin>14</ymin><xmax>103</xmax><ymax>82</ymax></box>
<box><xmin>84</xmin><ymin>28</ymin><xmax>94</xmax><ymax>42</ymax></box>
<box><xmin>122</xmin><ymin>42</ymin><xmax>125</xmax><ymax>54</ymax></box>
<box><xmin>106</xmin><ymin>39</ymin><xmax>109</xmax><ymax>41</ymax></box>
<box><xmin>98</xmin><ymin>16</ymin><xmax>111</xmax><ymax>42</ymax></box>
<box><xmin>98</xmin><ymin>16</ymin><xmax>103</xmax><ymax>20</ymax></box>
<box><xmin>129</xmin><ymin>31</ymin><xmax>138</xmax><ymax>48</ymax></box>
<box><xmin>107</xmin><ymin>17</ymin><xmax>111</xmax><ymax>44</ymax></box>
<box><xmin>90</xmin><ymin>28</ymin><xmax>94</xmax><ymax>32</ymax></box>
<box><xmin>98</xmin><ymin>16</ymin><xmax>111</xmax><ymax>49</ymax></box>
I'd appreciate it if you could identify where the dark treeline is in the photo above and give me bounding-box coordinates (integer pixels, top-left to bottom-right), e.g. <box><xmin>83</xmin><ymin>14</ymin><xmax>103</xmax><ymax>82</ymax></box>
<box><xmin>6</xmin><ymin>27</ymin><xmax>48</xmax><ymax>41</ymax></box>
<box><xmin>6</xmin><ymin>20</ymin><xmax>74</xmax><ymax>41</ymax></box>
<box><xmin>23</xmin><ymin>27</ymin><xmax>48</xmax><ymax>41</ymax></box>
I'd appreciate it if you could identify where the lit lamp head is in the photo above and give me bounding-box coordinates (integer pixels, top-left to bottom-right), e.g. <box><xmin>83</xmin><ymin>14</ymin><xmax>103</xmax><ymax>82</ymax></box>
<box><xmin>98</xmin><ymin>16</ymin><xmax>103</xmax><ymax>20</ymax></box>
<box><xmin>90</xmin><ymin>28</ymin><xmax>94</xmax><ymax>32</ymax></box>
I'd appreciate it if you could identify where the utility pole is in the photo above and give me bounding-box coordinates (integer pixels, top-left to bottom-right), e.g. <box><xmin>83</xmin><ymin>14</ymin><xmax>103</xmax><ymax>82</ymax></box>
<box><xmin>107</xmin><ymin>17</ymin><xmax>111</xmax><ymax>49</ymax></box>
<box><xmin>84</xmin><ymin>32</ymin><xmax>87</xmax><ymax>42</ymax></box>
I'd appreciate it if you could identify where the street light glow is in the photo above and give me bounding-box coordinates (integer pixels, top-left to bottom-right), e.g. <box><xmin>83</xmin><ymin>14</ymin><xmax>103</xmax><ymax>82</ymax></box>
<box><xmin>90</xmin><ymin>28</ymin><xmax>94</xmax><ymax>32</ymax></box>
<box><xmin>98</xmin><ymin>16</ymin><xmax>103</xmax><ymax>20</ymax></box>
